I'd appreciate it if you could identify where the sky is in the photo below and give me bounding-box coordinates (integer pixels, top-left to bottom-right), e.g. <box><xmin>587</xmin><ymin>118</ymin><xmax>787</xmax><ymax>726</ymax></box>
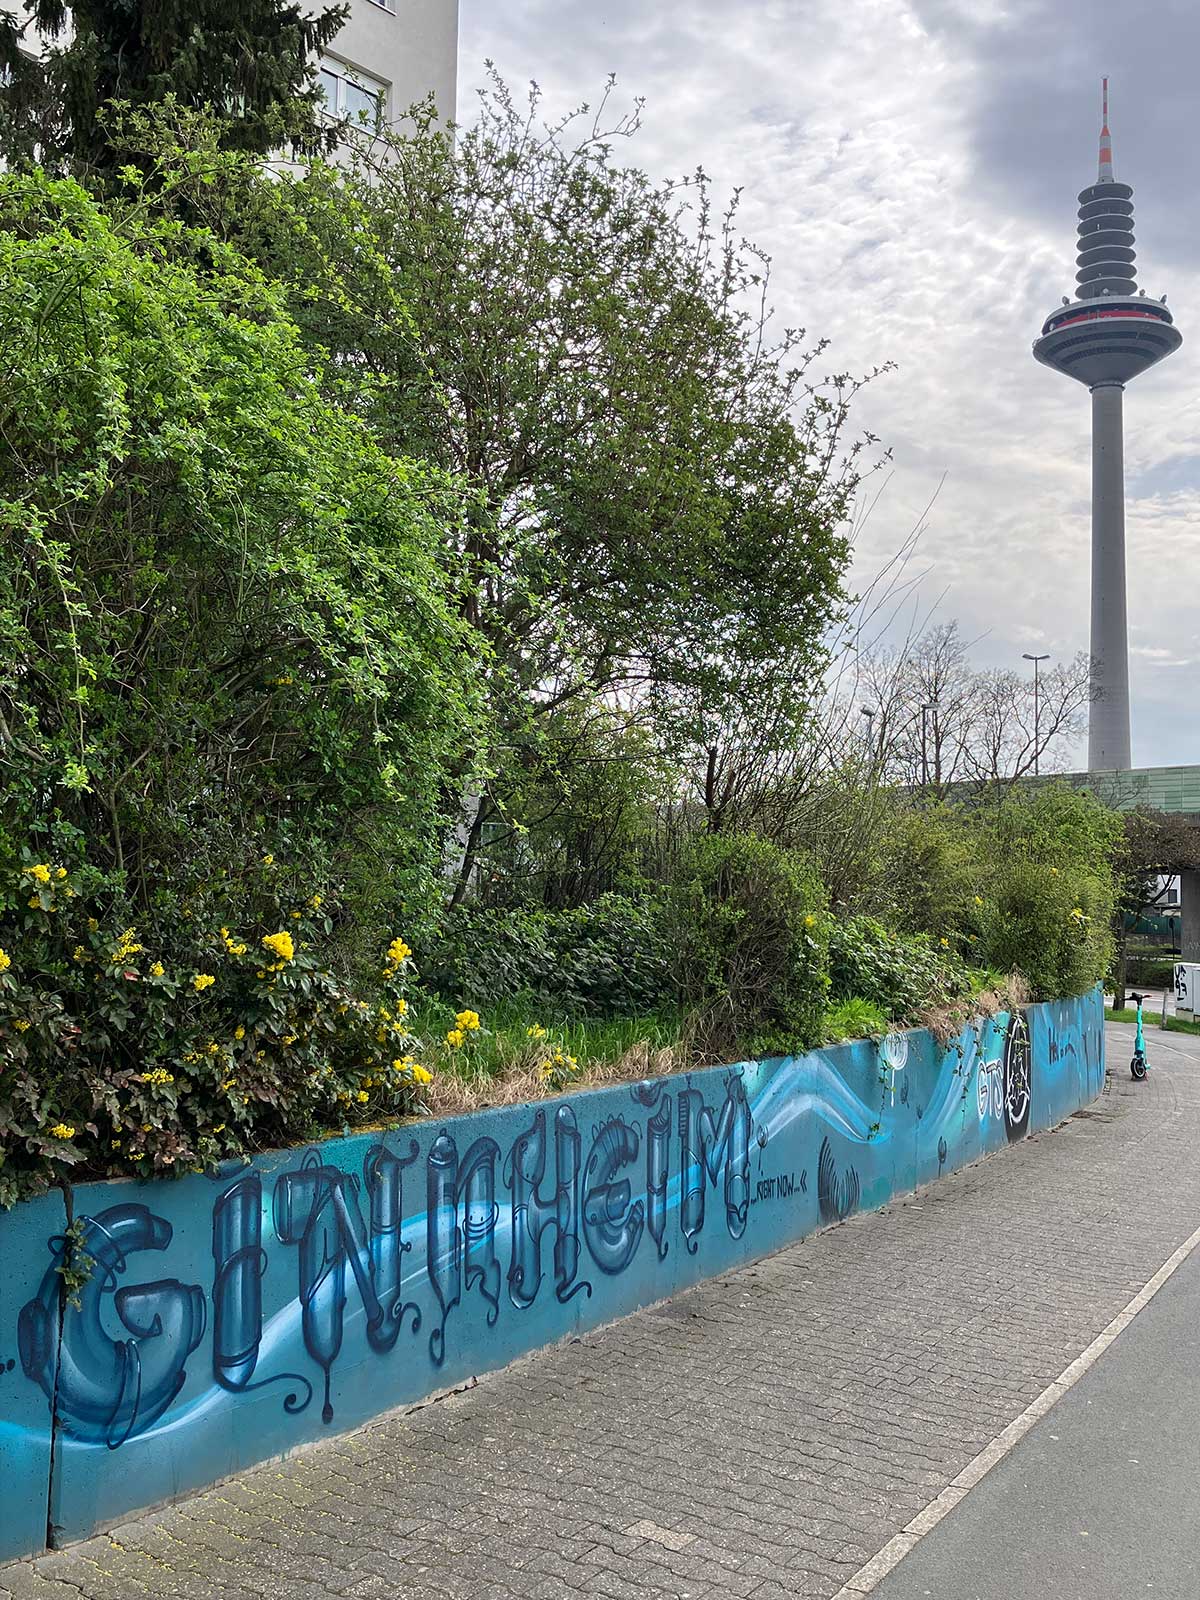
<box><xmin>456</xmin><ymin>0</ymin><xmax>1200</xmax><ymax>770</ymax></box>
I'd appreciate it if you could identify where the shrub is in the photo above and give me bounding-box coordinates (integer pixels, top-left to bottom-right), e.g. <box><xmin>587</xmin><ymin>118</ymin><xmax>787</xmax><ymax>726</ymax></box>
<box><xmin>973</xmin><ymin>787</ymin><xmax>1119</xmax><ymax>1001</ymax></box>
<box><xmin>0</xmin><ymin>841</ymin><xmax>432</xmax><ymax>1207</ymax></box>
<box><xmin>0</xmin><ymin>169</ymin><xmax>483</xmax><ymax>1006</ymax></box>
<box><xmin>975</xmin><ymin>862</ymin><xmax>1114</xmax><ymax>1001</ymax></box>
<box><xmin>666</xmin><ymin>833</ymin><xmax>829</xmax><ymax>1055</ymax></box>
<box><xmin>827</xmin><ymin>915</ymin><xmax>970</xmax><ymax>1023</ymax></box>
<box><xmin>877</xmin><ymin>804</ymin><xmax>980</xmax><ymax>938</ymax></box>
<box><xmin>418</xmin><ymin>894</ymin><xmax>674</xmax><ymax>1019</ymax></box>
<box><xmin>1124</xmin><ymin>955</ymin><xmax>1176</xmax><ymax>991</ymax></box>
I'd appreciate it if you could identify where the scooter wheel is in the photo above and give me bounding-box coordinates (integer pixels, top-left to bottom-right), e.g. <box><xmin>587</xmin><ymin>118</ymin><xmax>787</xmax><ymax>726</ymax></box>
<box><xmin>1131</xmin><ymin>1055</ymin><xmax>1147</xmax><ymax>1081</ymax></box>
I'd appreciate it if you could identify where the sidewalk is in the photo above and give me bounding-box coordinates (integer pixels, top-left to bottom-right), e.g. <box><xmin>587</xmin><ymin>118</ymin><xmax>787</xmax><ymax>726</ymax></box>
<box><xmin>3</xmin><ymin>1021</ymin><xmax>1199</xmax><ymax>1600</ymax></box>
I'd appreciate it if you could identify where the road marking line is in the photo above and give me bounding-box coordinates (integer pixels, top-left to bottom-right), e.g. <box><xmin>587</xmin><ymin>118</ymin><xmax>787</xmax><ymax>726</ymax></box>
<box><xmin>831</xmin><ymin>1217</ymin><xmax>1200</xmax><ymax>1597</ymax></box>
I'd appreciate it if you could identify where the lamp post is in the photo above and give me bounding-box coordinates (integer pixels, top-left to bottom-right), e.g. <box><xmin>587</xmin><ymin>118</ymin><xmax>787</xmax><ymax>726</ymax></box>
<box><xmin>1022</xmin><ymin>653</ymin><xmax>1050</xmax><ymax>776</ymax></box>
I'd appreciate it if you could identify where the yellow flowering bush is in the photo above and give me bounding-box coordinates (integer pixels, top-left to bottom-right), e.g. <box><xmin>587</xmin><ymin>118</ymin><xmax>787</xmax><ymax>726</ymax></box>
<box><xmin>0</xmin><ymin>843</ymin><xmax>436</xmax><ymax>1205</ymax></box>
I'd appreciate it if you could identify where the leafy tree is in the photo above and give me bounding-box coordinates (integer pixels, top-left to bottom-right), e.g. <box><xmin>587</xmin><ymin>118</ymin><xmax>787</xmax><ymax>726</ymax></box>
<box><xmin>0</xmin><ymin>0</ymin><xmax>347</xmax><ymax>169</ymax></box>
<box><xmin>0</xmin><ymin>168</ymin><xmax>482</xmax><ymax>949</ymax></box>
<box><xmin>138</xmin><ymin>82</ymin><xmax>881</xmax><ymax>905</ymax></box>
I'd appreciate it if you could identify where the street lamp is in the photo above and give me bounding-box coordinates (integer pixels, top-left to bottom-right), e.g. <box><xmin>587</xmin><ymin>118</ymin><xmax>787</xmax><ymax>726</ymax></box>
<box><xmin>1022</xmin><ymin>653</ymin><xmax>1050</xmax><ymax>776</ymax></box>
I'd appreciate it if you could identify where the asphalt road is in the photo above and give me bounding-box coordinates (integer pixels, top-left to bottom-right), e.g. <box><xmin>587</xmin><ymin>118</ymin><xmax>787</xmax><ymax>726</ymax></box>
<box><xmin>874</xmin><ymin>1187</ymin><xmax>1200</xmax><ymax>1599</ymax></box>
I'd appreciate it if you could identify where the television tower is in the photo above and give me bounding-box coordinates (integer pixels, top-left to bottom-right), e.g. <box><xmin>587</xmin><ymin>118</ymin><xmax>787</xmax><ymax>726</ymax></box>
<box><xmin>1032</xmin><ymin>79</ymin><xmax>1181</xmax><ymax>771</ymax></box>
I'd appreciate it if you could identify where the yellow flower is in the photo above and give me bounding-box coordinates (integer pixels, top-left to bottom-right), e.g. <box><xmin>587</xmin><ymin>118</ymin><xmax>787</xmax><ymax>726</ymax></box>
<box><xmin>262</xmin><ymin>853</ymin><xmax>274</xmax><ymax>866</ymax></box>
<box><xmin>1069</xmin><ymin>907</ymin><xmax>1086</xmax><ymax>922</ymax></box>
<box><xmin>26</xmin><ymin>864</ymin><xmax>51</xmax><ymax>884</ymax></box>
<box><xmin>804</xmin><ymin>914</ymin><xmax>817</xmax><ymax>928</ymax></box>
<box><xmin>87</xmin><ymin>917</ymin><xmax>98</xmax><ymax>932</ymax></box>
<box><xmin>455</xmin><ymin>1009</ymin><xmax>481</xmax><ymax>1031</ymax></box>
<box><xmin>234</xmin><ymin>1025</ymin><xmax>245</xmax><ymax>1041</ymax></box>
<box><xmin>357</xmin><ymin>1089</ymin><xmax>369</xmax><ymax>1103</ymax></box>
<box><xmin>262</xmin><ymin>930</ymin><xmax>295</xmax><ymax>963</ymax></box>
<box><xmin>973</xmin><ymin>895</ymin><xmax>984</xmax><ymax>906</ymax></box>
<box><xmin>0</xmin><ymin>948</ymin><xmax>10</xmax><ymax>974</ymax></box>
<box><xmin>1050</xmin><ymin>866</ymin><xmax>1059</xmax><ymax>875</ymax></box>
<box><xmin>212</xmin><ymin>1124</ymin><xmax>226</xmax><ymax>1136</ymax></box>
<box><xmin>445</xmin><ymin>1028</ymin><xmax>466</xmax><ymax>1049</ymax></box>
<box><xmin>13</xmin><ymin>1017</ymin><xmax>30</xmax><ymax>1031</ymax></box>
<box><xmin>72</xmin><ymin>945</ymin><xmax>86</xmax><ymax>963</ymax></box>
<box><xmin>310</xmin><ymin>894</ymin><xmax>323</xmax><ymax>909</ymax></box>
<box><xmin>55</xmin><ymin>867</ymin><xmax>67</xmax><ymax>880</ymax></box>
<box><xmin>48</xmin><ymin>1123</ymin><xmax>75</xmax><ymax>1140</ymax></box>
<box><xmin>384</xmin><ymin>936</ymin><xmax>412</xmax><ymax>970</ymax></box>
<box><xmin>291</xmin><ymin>910</ymin><xmax>301</xmax><ymax>920</ymax></box>
<box><xmin>411</xmin><ymin>1063</ymin><xmax>432</xmax><ymax>1087</ymax></box>
<box><xmin>27</xmin><ymin>895</ymin><xmax>40</xmax><ymax>908</ymax></box>
<box><xmin>140</xmin><ymin>1069</ymin><xmax>174</xmax><ymax>1086</ymax></box>
<box><xmin>193</xmin><ymin>973</ymin><xmax>216</xmax><ymax>992</ymax></box>
<box><xmin>526</xmin><ymin>1023</ymin><xmax>547</xmax><ymax>1041</ymax></box>
<box><xmin>150</xmin><ymin>961</ymin><xmax>165</xmax><ymax>977</ymax></box>
<box><xmin>939</xmin><ymin>937</ymin><xmax>950</xmax><ymax>948</ymax></box>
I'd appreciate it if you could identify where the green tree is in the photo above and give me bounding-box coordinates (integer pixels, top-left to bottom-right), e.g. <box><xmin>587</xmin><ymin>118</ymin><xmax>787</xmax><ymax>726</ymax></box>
<box><xmin>140</xmin><ymin>82</ymin><xmax>880</xmax><ymax>905</ymax></box>
<box><xmin>0</xmin><ymin>0</ymin><xmax>347</xmax><ymax>169</ymax></box>
<box><xmin>0</xmin><ymin>167</ymin><xmax>482</xmax><ymax>945</ymax></box>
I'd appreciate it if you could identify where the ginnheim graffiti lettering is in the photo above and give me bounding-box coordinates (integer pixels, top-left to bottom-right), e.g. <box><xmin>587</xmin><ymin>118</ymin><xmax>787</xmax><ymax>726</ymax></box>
<box><xmin>18</xmin><ymin>1070</ymin><xmax>758</xmax><ymax>1445</ymax></box>
<box><xmin>0</xmin><ymin>989</ymin><xmax>1104</xmax><ymax>1559</ymax></box>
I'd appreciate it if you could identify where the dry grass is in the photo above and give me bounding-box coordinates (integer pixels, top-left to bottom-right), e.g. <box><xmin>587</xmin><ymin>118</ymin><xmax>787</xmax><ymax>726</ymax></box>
<box><xmin>919</xmin><ymin>973</ymin><xmax>1031</xmax><ymax>1048</ymax></box>
<box><xmin>423</xmin><ymin>1037</ymin><xmax>689</xmax><ymax>1118</ymax></box>
<box><xmin>417</xmin><ymin>972</ymin><xmax>1038</xmax><ymax>1120</ymax></box>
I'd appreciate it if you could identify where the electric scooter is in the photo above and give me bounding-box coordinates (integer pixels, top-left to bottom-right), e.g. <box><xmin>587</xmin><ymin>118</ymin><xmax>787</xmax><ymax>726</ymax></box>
<box><xmin>1129</xmin><ymin>990</ymin><xmax>1149</xmax><ymax>1081</ymax></box>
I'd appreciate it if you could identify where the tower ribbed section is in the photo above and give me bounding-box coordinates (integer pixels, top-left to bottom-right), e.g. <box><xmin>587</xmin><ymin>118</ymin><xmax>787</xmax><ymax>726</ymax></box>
<box><xmin>1076</xmin><ymin>180</ymin><xmax>1136</xmax><ymax>298</ymax></box>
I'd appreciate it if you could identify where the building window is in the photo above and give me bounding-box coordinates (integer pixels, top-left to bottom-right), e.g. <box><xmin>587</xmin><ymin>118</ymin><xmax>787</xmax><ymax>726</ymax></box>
<box><xmin>363</xmin><ymin>0</ymin><xmax>396</xmax><ymax>10</ymax></box>
<box><xmin>318</xmin><ymin>57</ymin><xmax>388</xmax><ymax>126</ymax></box>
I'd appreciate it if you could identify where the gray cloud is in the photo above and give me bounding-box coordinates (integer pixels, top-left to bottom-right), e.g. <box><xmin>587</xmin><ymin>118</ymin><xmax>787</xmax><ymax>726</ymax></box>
<box><xmin>459</xmin><ymin>0</ymin><xmax>1200</xmax><ymax>767</ymax></box>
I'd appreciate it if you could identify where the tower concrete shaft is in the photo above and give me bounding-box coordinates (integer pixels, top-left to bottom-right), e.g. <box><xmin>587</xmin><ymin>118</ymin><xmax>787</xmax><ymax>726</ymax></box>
<box><xmin>1031</xmin><ymin>79</ymin><xmax>1182</xmax><ymax>772</ymax></box>
<box><xmin>1089</xmin><ymin>382</ymin><xmax>1130</xmax><ymax>769</ymax></box>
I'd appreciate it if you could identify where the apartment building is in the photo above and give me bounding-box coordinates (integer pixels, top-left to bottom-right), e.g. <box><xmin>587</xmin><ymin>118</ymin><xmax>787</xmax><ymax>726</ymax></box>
<box><xmin>320</xmin><ymin>0</ymin><xmax>458</xmax><ymax>131</ymax></box>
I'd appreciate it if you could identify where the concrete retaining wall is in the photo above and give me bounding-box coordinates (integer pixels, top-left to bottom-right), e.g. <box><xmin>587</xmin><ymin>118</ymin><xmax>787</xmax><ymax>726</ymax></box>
<box><xmin>0</xmin><ymin>989</ymin><xmax>1105</xmax><ymax>1560</ymax></box>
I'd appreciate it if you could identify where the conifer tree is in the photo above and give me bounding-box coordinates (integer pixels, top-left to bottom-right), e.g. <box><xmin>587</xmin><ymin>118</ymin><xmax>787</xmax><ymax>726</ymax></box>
<box><xmin>0</xmin><ymin>0</ymin><xmax>348</xmax><ymax>168</ymax></box>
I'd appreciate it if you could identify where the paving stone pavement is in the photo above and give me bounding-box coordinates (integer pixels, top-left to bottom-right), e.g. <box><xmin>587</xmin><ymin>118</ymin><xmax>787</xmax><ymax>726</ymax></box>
<box><xmin>4</xmin><ymin>1020</ymin><xmax>1200</xmax><ymax>1600</ymax></box>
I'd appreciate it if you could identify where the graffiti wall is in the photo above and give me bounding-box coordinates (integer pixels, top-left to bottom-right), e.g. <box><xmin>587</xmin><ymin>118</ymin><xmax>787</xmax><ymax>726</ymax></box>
<box><xmin>0</xmin><ymin>989</ymin><xmax>1105</xmax><ymax>1560</ymax></box>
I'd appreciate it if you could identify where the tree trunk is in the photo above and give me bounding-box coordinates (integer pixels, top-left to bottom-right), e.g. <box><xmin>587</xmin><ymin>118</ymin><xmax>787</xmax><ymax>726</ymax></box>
<box><xmin>1113</xmin><ymin>921</ymin><xmax>1128</xmax><ymax>1012</ymax></box>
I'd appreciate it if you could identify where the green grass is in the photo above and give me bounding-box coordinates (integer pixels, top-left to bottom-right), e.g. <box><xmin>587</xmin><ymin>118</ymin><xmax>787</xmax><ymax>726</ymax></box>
<box><xmin>413</xmin><ymin>995</ymin><xmax>686</xmax><ymax>1082</ymax></box>
<box><xmin>1105</xmin><ymin>1006</ymin><xmax>1200</xmax><ymax>1036</ymax></box>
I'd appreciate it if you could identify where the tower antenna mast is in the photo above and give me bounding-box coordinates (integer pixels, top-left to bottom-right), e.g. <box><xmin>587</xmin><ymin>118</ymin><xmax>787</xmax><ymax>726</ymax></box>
<box><xmin>1031</xmin><ymin>79</ymin><xmax>1182</xmax><ymax>771</ymax></box>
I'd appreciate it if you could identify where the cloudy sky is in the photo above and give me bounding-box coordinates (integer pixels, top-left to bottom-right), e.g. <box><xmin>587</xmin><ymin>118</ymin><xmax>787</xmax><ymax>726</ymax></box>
<box><xmin>456</xmin><ymin>0</ymin><xmax>1200</xmax><ymax>769</ymax></box>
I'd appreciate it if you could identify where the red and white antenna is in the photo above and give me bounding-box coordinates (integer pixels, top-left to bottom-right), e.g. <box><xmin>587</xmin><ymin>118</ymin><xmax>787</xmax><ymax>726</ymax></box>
<box><xmin>1098</xmin><ymin>76</ymin><xmax>1114</xmax><ymax>182</ymax></box>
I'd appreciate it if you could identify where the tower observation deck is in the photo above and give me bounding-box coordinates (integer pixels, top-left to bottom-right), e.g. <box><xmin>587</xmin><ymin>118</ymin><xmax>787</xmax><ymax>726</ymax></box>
<box><xmin>1032</xmin><ymin>79</ymin><xmax>1181</xmax><ymax>771</ymax></box>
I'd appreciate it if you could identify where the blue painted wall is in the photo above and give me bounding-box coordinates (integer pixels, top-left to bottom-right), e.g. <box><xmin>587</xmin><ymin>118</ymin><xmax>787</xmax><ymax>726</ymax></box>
<box><xmin>0</xmin><ymin>989</ymin><xmax>1105</xmax><ymax>1560</ymax></box>
<box><xmin>1</xmin><ymin>1187</ymin><xmax>66</xmax><ymax>1562</ymax></box>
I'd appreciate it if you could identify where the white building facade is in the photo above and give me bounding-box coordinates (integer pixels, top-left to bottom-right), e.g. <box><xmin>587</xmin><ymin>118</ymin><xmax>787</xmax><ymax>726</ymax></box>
<box><xmin>320</xmin><ymin>0</ymin><xmax>458</xmax><ymax>132</ymax></box>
